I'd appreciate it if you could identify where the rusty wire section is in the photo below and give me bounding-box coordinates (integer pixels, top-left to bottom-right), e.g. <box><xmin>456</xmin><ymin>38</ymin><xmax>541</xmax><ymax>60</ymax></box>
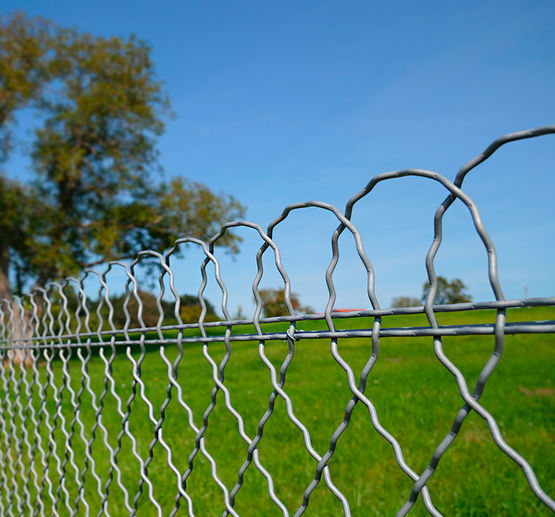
<box><xmin>0</xmin><ymin>127</ymin><xmax>554</xmax><ymax>516</ymax></box>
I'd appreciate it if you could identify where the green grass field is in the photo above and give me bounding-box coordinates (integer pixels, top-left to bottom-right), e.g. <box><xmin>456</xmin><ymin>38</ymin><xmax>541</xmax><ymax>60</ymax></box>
<box><xmin>1</xmin><ymin>306</ymin><xmax>554</xmax><ymax>516</ymax></box>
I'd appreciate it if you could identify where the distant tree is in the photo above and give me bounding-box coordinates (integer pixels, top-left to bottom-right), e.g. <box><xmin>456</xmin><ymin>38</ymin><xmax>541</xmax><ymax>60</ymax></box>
<box><xmin>167</xmin><ymin>294</ymin><xmax>219</xmax><ymax>324</ymax></box>
<box><xmin>390</xmin><ymin>296</ymin><xmax>421</xmax><ymax>308</ymax></box>
<box><xmin>102</xmin><ymin>291</ymin><xmax>219</xmax><ymax>328</ymax></box>
<box><xmin>233</xmin><ymin>305</ymin><xmax>246</xmax><ymax>320</ymax></box>
<box><xmin>258</xmin><ymin>288</ymin><xmax>313</xmax><ymax>318</ymax></box>
<box><xmin>422</xmin><ymin>276</ymin><xmax>472</xmax><ymax>305</ymax></box>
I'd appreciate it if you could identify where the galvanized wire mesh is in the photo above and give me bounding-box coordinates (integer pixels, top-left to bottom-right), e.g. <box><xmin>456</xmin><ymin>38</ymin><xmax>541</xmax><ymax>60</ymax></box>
<box><xmin>0</xmin><ymin>126</ymin><xmax>554</xmax><ymax>516</ymax></box>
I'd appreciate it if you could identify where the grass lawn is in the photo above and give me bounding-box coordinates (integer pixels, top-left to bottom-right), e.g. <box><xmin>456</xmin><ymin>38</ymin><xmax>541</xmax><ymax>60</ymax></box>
<box><xmin>1</xmin><ymin>306</ymin><xmax>553</xmax><ymax>516</ymax></box>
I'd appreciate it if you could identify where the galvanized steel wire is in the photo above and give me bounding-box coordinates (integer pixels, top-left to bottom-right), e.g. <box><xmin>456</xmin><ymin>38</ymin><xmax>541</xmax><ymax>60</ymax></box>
<box><xmin>0</xmin><ymin>126</ymin><xmax>554</xmax><ymax>515</ymax></box>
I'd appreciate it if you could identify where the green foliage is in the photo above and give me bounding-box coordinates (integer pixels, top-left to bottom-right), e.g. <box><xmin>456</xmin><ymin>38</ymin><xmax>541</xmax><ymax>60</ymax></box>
<box><xmin>175</xmin><ymin>293</ymin><xmax>219</xmax><ymax>323</ymax></box>
<box><xmin>92</xmin><ymin>291</ymin><xmax>219</xmax><ymax>329</ymax></box>
<box><xmin>0</xmin><ymin>12</ymin><xmax>245</xmax><ymax>298</ymax></box>
<box><xmin>0</xmin><ymin>12</ymin><xmax>56</xmax><ymax>159</ymax></box>
<box><xmin>258</xmin><ymin>287</ymin><xmax>313</xmax><ymax>317</ymax></box>
<box><xmin>0</xmin><ymin>176</ymin><xmax>31</xmax><ymax>255</ymax></box>
<box><xmin>0</xmin><ymin>176</ymin><xmax>42</xmax><ymax>296</ymax></box>
<box><xmin>156</xmin><ymin>178</ymin><xmax>245</xmax><ymax>255</ymax></box>
<box><xmin>390</xmin><ymin>295</ymin><xmax>421</xmax><ymax>308</ymax></box>
<box><xmin>38</xmin><ymin>287</ymin><xmax>220</xmax><ymax>333</ymax></box>
<box><xmin>422</xmin><ymin>275</ymin><xmax>472</xmax><ymax>304</ymax></box>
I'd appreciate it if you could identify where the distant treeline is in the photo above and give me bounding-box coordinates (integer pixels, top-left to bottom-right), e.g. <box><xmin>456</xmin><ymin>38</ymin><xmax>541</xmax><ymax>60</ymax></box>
<box><xmin>28</xmin><ymin>289</ymin><xmax>220</xmax><ymax>332</ymax></box>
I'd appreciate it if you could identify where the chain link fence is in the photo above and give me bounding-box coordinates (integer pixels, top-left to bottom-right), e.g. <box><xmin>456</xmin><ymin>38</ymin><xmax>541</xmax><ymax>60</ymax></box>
<box><xmin>0</xmin><ymin>127</ymin><xmax>554</xmax><ymax>516</ymax></box>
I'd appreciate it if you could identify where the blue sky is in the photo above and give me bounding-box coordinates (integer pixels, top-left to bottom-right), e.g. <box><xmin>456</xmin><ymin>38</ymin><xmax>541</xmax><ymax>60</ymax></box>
<box><xmin>3</xmin><ymin>1</ymin><xmax>554</xmax><ymax>314</ymax></box>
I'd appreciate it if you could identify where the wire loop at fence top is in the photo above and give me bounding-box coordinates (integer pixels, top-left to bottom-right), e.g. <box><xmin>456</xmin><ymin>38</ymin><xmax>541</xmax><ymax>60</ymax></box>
<box><xmin>0</xmin><ymin>126</ymin><xmax>554</xmax><ymax>516</ymax></box>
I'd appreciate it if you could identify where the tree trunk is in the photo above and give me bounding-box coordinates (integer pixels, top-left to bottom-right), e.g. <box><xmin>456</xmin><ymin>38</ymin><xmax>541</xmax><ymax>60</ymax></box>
<box><xmin>0</xmin><ymin>244</ymin><xmax>32</xmax><ymax>368</ymax></box>
<box><xmin>0</xmin><ymin>243</ymin><xmax>10</xmax><ymax>302</ymax></box>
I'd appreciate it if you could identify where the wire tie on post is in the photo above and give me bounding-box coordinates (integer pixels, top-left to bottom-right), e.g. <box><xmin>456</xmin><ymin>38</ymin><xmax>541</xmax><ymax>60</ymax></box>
<box><xmin>286</xmin><ymin>326</ymin><xmax>298</xmax><ymax>341</ymax></box>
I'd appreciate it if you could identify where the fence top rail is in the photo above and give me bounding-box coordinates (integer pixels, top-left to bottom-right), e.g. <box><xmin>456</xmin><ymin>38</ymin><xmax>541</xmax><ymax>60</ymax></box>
<box><xmin>2</xmin><ymin>320</ymin><xmax>555</xmax><ymax>350</ymax></box>
<box><xmin>1</xmin><ymin>296</ymin><xmax>554</xmax><ymax>348</ymax></box>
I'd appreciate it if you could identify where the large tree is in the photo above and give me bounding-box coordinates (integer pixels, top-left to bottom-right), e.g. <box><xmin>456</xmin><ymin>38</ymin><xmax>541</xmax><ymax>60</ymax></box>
<box><xmin>0</xmin><ymin>12</ymin><xmax>57</xmax><ymax>299</ymax></box>
<box><xmin>0</xmin><ymin>12</ymin><xmax>244</xmax><ymax>299</ymax></box>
